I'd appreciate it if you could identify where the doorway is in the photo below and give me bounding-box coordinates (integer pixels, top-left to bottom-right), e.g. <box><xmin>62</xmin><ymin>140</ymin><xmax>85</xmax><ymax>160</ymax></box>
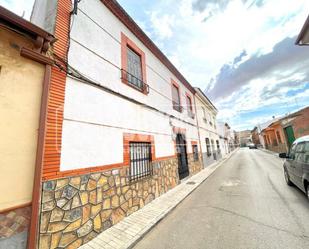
<box><xmin>284</xmin><ymin>126</ymin><xmax>295</xmax><ymax>148</ymax></box>
<box><xmin>176</xmin><ymin>133</ymin><xmax>189</xmax><ymax>179</ymax></box>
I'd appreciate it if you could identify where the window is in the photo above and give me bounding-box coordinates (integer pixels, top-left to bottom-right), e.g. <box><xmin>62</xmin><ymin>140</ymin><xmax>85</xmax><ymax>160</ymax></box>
<box><xmin>276</xmin><ymin>131</ymin><xmax>282</xmax><ymax>144</ymax></box>
<box><xmin>295</xmin><ymin>142</ymin><xmax>305</xmax><ymax>163</ymax></box>
<box><xmin>186</xmin><ymin>94</ymin><xmax>194</xmax><ymax>118</ymax></box>
<box><xmin>121</xmin><ymin>33</ymin><xmax>148</xmax><ymax>94</ymax></box>
<box><xmin>127</xmin><ymin>47</ymin><xmax>143</xmax><ymax>90</ymax></box>
<box><xmin>216</xmin><ymin>140</ymin><xmax>220</xmax><ymax>153</ymax></box>
<box><xmin>304</xmin><ymin>142</ymin><xmax>309</xmax><ymax>163</ymax></box>
<box><xmin>172</xmin><ymin>81</ymin><xmax>182</xmax><ymax>112</ymax></box>
<box><xmin>192</xmin><ymin>144</ymin><xmax>199</xmax><ymax>161</ymax></box>
<box><xmin>289</xmin><ymin>143</ymin><xmax>297</xmax><ymax>159</ymax></box>
<box><xmin>206</xmin><ymin>138</ymin><xmax>211</xmax><ymax>156</ymax></box>
<box><xmin>202</xmin><ymin>107</ymin><xmax>207</xmax><ymax>123</ymax></box>
<box><xmin>129</xmin><ymin>142</ymin><xmax>152</xmax><ymax>181</ymax></box>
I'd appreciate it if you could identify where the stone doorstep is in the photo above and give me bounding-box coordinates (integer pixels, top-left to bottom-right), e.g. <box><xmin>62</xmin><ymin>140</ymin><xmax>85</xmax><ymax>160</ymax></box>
<box><xmin>79</xmin><ymin>150</ymin><xmax>238</xmax><ymax>249</ymax></box>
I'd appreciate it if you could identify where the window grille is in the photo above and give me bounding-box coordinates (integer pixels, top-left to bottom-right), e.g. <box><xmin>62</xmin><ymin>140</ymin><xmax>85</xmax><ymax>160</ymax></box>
<box><xmin>206</xmin><ymin>138</ymin><xmax>211</xmax><ymax>156</ymax></box>
<box><xmin>129</xmin><ymin>142</ymin><xmax>152</xmax><ymax>181</ymax></box>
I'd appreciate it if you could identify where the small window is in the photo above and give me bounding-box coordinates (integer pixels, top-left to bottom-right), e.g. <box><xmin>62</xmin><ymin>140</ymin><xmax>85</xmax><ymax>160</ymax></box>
<box><xmin>192</xmin><ymin>144</ymin><xmax>199</xmax><ymax>161</ymax></box>
<box><xmin>172</xmin><ymin>83</ymin><xmax>182</xmax><ymax>112</ymax></box>
<box><xmin>186</xmin><ymin>95</ymin><xmax>194</xmax><ymax>118</ymax></box>
<box><xmin>206</xmin><ymin>138</ymin><xmax>211</xmax><ymax>156</ymax></box>
<box><xmin>202</xmin><ymin>107</ymin><xmax>207</xmax><ymax>123</ymax></box>
<box><xmin>129</xmin><ymin>142</ymin><xmax>152</xmax><ymax>181</ymax></box>
<box><xmin>216</xmin><ymin>140</ymin><xmax>220</xmax><ymax>153</ymax></box>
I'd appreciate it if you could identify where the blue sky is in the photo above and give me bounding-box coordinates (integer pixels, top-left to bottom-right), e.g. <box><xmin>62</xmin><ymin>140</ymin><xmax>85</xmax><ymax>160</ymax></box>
<box><xmin>1</xmin><ymin>0</ymin><xmax>309</xmax><ymax>131</ymax></box>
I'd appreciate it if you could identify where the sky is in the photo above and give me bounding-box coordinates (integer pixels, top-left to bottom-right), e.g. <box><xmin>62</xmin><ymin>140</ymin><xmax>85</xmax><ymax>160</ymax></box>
<box><xmin>1</xmin><ymin>0</ymin><xmax>309</xmax><ymax>131</ymax></box>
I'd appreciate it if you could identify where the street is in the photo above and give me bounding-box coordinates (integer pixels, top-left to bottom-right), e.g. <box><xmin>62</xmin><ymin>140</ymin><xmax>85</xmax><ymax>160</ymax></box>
<box><xmin>133</xmin><ymin>148</ymin><xmax>309</xmax><ymax>249</ymax></box>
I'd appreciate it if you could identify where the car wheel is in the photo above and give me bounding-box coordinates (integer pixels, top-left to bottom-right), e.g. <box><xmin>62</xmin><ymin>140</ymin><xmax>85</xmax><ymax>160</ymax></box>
<box><xmin>284</xmin><ymin>168</ymin><xmax>293</xmax><ymax>186</ymax></box>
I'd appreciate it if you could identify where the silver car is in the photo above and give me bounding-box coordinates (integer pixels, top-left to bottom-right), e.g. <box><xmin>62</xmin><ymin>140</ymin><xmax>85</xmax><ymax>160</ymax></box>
<box><xmin>279</xmin><ymin>136</ymin><xmax>309</xmax><ymax>199</ymax></box>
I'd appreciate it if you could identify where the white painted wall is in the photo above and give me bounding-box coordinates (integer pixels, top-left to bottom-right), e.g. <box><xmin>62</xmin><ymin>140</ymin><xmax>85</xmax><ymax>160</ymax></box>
<box><xmin>60</xmin><ymin>0</ymin><xmax>199</xmax><ymax>170</ymax></box>
<box><xmin>194</xmin><ymin>94</ymin><xmax>220</xmax><ymax>154</ymax></box>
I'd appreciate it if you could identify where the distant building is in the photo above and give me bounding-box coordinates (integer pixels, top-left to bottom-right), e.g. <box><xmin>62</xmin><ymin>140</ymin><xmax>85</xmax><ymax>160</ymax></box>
<box><xmin>251</xmin><ymin>127</ymin><xmax>261</xmax><ymax>146</ymax></box>
<box><xmin>236</xmin><ymin>130</ymin><xmax>252</xmax><ymax>147</ymax></box>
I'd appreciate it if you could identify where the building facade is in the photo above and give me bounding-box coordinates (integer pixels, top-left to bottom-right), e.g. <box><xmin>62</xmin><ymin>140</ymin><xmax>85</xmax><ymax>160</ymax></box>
<box><xmin>260</xmin><ymin>106</ymin><xmax>309</xmax><ymax>153</ymax></box>
<box><xmin>194</xmin><ymin>88</ymin><xmax>221</xmax><ymax>166</ymax></box>
<box><xmin>217</xmin><ymin>122</ymin><xmax>230</xmax><ymax>156</ymax></box>
<box><xmin>30</xmin><ymin>0</ymin><xmax>206</xmax><ymax>248</ymax></box>
<box><xmin>0</xmin><ymin>6</ymin><xmax>54</xmax><ymax>247</ymax></box>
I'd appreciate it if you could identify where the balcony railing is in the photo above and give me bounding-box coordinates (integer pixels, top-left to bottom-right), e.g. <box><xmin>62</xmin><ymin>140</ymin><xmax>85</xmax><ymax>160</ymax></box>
<box><xmin>173</xmin><ymin>101</ymin><xmax>183</xmax><ymax>112</ymax></box>
<box><xmin>121</xmin><ymin>69</ymin><xmax>149</xmax><ymax>94</ymax></box>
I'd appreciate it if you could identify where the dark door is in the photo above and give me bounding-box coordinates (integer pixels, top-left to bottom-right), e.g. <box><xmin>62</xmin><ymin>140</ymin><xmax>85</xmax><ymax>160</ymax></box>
<box><xmin>284</xmin><ymin>126</ymin><xmax>295</xmax><ymax>148</ymax></box>
<box><xmin>286</xmin><ymin>143</ymin><xmax>297</xmax><ymax>183</ymax></box>
<box><xmin>176</xmin><ymin>133</ymin><xmax>189</xmax><ymax>179</ymax></box>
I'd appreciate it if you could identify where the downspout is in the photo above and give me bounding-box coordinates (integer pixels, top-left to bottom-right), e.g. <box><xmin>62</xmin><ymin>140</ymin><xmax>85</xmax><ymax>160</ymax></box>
<box><xmin>193</xmin><ymin>94</ymin><xmax>205</xmax><ymax>168</ymax></box>
<box><xmin>27</xmin><ymin>64</ymin><xmax>51</xmax><ymax>249</ymax></box>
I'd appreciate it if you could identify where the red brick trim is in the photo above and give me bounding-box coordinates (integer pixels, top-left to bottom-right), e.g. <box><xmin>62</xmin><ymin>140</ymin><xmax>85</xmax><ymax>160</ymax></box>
<box><xmin>185</xmin><ymin>93</ymin><xmax>193</xmax><ymax>112</ymax></box>
<box><xmin>123</xmin><ymin>133</ymin><xmax>155</xmax><ymax>165</ymax></box>
<box><xmin>121</xmin><ymin>32</ymin><xmax>148</xmax><ymax>94</ymax></box>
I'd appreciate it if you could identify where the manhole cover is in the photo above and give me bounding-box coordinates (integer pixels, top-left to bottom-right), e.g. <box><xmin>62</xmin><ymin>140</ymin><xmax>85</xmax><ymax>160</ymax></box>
<box><xmin>186</xmin><ymin>181</ymin><xmax>196</xmax><ymax>185</ymax></box>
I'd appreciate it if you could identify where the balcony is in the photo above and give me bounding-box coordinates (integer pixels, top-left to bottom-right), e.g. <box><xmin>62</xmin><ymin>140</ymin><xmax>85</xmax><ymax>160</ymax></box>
<box><xmin>173</xmin><ymin>101</ymin><xmax>183</xmax><ymax>112</ymax></box>
<box><xmin>121</xmin><ymin>69</ymin><xmax>149</xmax><ymax>94</ymax></box>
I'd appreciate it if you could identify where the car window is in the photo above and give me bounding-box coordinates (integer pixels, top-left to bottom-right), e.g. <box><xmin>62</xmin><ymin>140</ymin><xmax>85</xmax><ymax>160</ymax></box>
<box><xmin>289</xmin><ymin>143</ymin><xmax>297</xmax><ymax>159</ymax></box>
<box><xmin>304</xmin><ymin>142</ymin><xmax>309</xmax><ymax>164</ymax></box>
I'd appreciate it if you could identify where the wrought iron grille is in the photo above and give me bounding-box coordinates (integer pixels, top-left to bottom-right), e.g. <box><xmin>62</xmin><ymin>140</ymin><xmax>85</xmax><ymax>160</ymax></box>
<box><xmin>129</xmin><ymin>142</ymin><xmax>152</xmax><ymax>181</ymax></box>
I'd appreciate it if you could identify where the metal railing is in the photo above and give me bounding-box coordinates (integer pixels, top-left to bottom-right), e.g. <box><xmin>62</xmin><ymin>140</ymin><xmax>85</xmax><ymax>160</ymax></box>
<box><xmin>121</xmin><ymin>69</ymin><xmax>149</xmax><ymax>94</ymax></box>
<box><xmin>129</xmin><ymin>142</ymin><xmax>152</xmax><ymax>181</ymax></box>
<box><xmin>172</xmin><ymin>101</ymin><xmax>183</xmax><ymax>112</ymax></box>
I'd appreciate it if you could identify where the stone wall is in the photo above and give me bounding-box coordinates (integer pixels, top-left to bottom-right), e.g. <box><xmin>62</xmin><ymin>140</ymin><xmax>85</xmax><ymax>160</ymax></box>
<box><xmin>39</xmin><ymin>158</ymin><xmax>179</xmax><ymax>249</ymax></box>
<box><xmin>187</xmin><ymin>154</ymin><xmax>203</xmax><ymax>176</ymax></box>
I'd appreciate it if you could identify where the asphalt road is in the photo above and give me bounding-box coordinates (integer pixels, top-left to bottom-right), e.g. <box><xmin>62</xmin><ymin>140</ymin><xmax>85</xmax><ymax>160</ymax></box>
<box><xmin>133</xmin><ymin>148</ymin><xmax>309</xmax><ymax>249</ymax></box>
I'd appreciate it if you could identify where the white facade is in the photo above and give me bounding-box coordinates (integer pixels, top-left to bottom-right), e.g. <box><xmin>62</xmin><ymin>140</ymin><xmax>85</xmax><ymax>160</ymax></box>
<box><xmin>194</xmin><ymin>88</ymin><xmax>221</xmax><ymax>166</ymax></box>
<box><xmin>59</xmin><ymin>0</ymin><xmax>200</xmax><ymax>171</ymax></box>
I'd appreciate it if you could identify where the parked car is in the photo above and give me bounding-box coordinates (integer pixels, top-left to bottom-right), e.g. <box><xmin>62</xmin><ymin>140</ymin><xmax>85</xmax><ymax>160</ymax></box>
<box><xmin>248</xmin><ymin>143</ymin><xmax>257</xmax><ymax>149</ymax></box>
<box><xmin>279</xmin><ymin>136</ymin><xmax>309</xmax><ymax>199</ymax></box>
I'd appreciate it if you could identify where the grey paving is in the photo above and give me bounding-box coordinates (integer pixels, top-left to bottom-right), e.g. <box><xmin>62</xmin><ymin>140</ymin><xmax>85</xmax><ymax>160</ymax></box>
<box><xmin>80</xmin><ymin>151</ymin><xmax>236</xmax><ymax>249</ymax></box>
<box><xmin>133</xmin><ymin>148</ymin><xmax>309</xmax><ymax>249</ymax></box>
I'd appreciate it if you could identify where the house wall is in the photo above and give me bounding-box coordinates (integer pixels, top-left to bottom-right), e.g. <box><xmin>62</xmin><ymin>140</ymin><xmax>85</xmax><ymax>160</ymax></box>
<box><xmin>38</xmin><ymin>0</ymin><xmax>203</xmax><ymax>248</ymax></box>
<box><xmin>60</xmin><ymin>0</ymin><xmax>199</xmax><ymax>171</ymax></box>
<box><xmin>287</xmin><ymin>107</ymin><xmax>309</xmax><ymax>139</ymax></box>
<box><xmin>194</xmin><ymin>94</ymin><xmax>220</xmax><ymax>167</ymax></box>
<box><xmin>0</xmin><ymin>28</ymin><xmax>44</xmax><ymax>211</ymax></box>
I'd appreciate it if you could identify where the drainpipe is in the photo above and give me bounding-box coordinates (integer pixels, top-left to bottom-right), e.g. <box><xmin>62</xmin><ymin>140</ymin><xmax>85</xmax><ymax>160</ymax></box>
<box><xmin>28</xmin><ymin>65</ymin><xmax>51</xmax><ymax>249</ymax></box>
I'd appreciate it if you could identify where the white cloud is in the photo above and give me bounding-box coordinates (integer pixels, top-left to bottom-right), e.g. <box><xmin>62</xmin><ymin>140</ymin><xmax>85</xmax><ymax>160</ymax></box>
<box><xmin>0</xmin><ymin>0</ymin><xmax>35</xmax><ymax>19</ymax></box>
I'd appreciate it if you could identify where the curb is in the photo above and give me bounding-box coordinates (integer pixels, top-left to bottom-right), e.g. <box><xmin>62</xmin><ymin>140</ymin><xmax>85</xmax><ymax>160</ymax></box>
<box><xmin>127</xmin><ymin>148</ymin><xmax>239</xmax><ymax>249</ymax></box>
<box><xmin>81</xmin><ymin>149</ymin><xmax>239</xmax><ymax>249</ymax></box>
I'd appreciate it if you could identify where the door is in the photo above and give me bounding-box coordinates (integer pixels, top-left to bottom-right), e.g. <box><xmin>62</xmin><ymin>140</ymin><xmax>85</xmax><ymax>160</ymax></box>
<box><xmin>286</xmin><ymin>143</ymin><xmax>297</xmax><ymax>183</ymax></box>
<box><xmin>211</xmin><ymin>139</ymin><xmax>217</xmax><ymax>160</ymax></box>
<box><xmin>284</xmin><ymin>126</ymin><xmax>295</xmax><ymax>148</ymax></box>
<box><xmin>176</xmin><ymin>133</ymin><xmax>189</xmax><ymax>179</ymax></box>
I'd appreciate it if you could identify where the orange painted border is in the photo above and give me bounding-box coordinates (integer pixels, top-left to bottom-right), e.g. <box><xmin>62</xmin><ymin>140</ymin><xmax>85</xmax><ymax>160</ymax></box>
<box><xmin>185</xmin><ymin>92</ymin><xmax>194</xmax><ymax>118</ymax></box>
<box><xmin>171</xmin><ymin>79</ymin><xmax>182</xmax><ymax>112</ymax></box>
<box><xmin>121</xmin><ymin>32</ymin><xmax>148</xmax><ymax>94</ymax></box>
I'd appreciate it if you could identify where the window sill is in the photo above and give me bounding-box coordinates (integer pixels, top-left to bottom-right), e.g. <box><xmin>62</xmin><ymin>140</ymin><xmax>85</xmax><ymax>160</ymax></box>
<box><xmin>121</xmin><ymin>70</ymin><xmax>149</xmax><ymax>95</ymax></box>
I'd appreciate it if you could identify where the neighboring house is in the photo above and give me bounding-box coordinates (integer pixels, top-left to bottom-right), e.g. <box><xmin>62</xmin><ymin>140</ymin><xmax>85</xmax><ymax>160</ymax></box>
<box><xmin>194</xmin><ymin>88</ymin><xmax>221</xmax><ymax>166</ymax></box>
<box><xmin>251</xmin><ymin>127</ymin><xmax>261</xmax><ymax>146</ymax></box>
<box><xmin>261</xmin><ymin>119</ymin><xmax>287</xmax><ymax>153</ymax></box>
<box><xmin>217</xmin><ymin>122</ymin><xmax>230</xmax><ymax>156</ymax></box>
<box><xmin>260</xmin><ymin>106</ymin><xmax>309</xmax><ymax>153</ymax></box>
<box><xmin>30</xmin><ymin>0</ymin><xmax>205</xmax><ymax>248</ymax></box>
<box><xmin>296</xmin><ymin>15</ymin><xmax>309</xmax><ymax>45</ymax></box>
<box><xmin>0</xmin><ymin>6</ymin><xmax>54</xmax><ymax>247</ymax></box>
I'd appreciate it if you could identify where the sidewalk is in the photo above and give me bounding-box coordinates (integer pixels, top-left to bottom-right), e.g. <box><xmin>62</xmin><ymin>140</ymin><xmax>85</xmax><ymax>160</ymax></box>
<box><xmin>80</xmin><ymin>150</ymin><xmax>237</xmax><ymax>249</ymax></box>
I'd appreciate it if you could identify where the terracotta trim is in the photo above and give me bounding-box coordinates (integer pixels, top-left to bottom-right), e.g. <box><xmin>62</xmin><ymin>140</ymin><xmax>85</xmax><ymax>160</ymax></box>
<box><xmin>20</xmin><ymin>47</ymin><xmax>54</xmax><ymax>65</ymax></box>
<box><xmin>123</xmin><ymin>133</ymin><xmax>156</xmax><ymax>165</ymax></box>
<box><xmin>0</xmin><ymin>202</ymin><xmax>31</xmax><ymax>214</ymax></box>
<box><xmin>101</xmin><ymin>0</ymin><xmax>195</xmax><ymax>95</ymax></box>
<box><xmin>120</xmin><ymin>32</ymin><xmax>148</xmax><ymax>95</ymax></box>
<box><xmin>172</xmin><ymin>126</ymin><xmax>186</xmax><ymax>135</ymax></box>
